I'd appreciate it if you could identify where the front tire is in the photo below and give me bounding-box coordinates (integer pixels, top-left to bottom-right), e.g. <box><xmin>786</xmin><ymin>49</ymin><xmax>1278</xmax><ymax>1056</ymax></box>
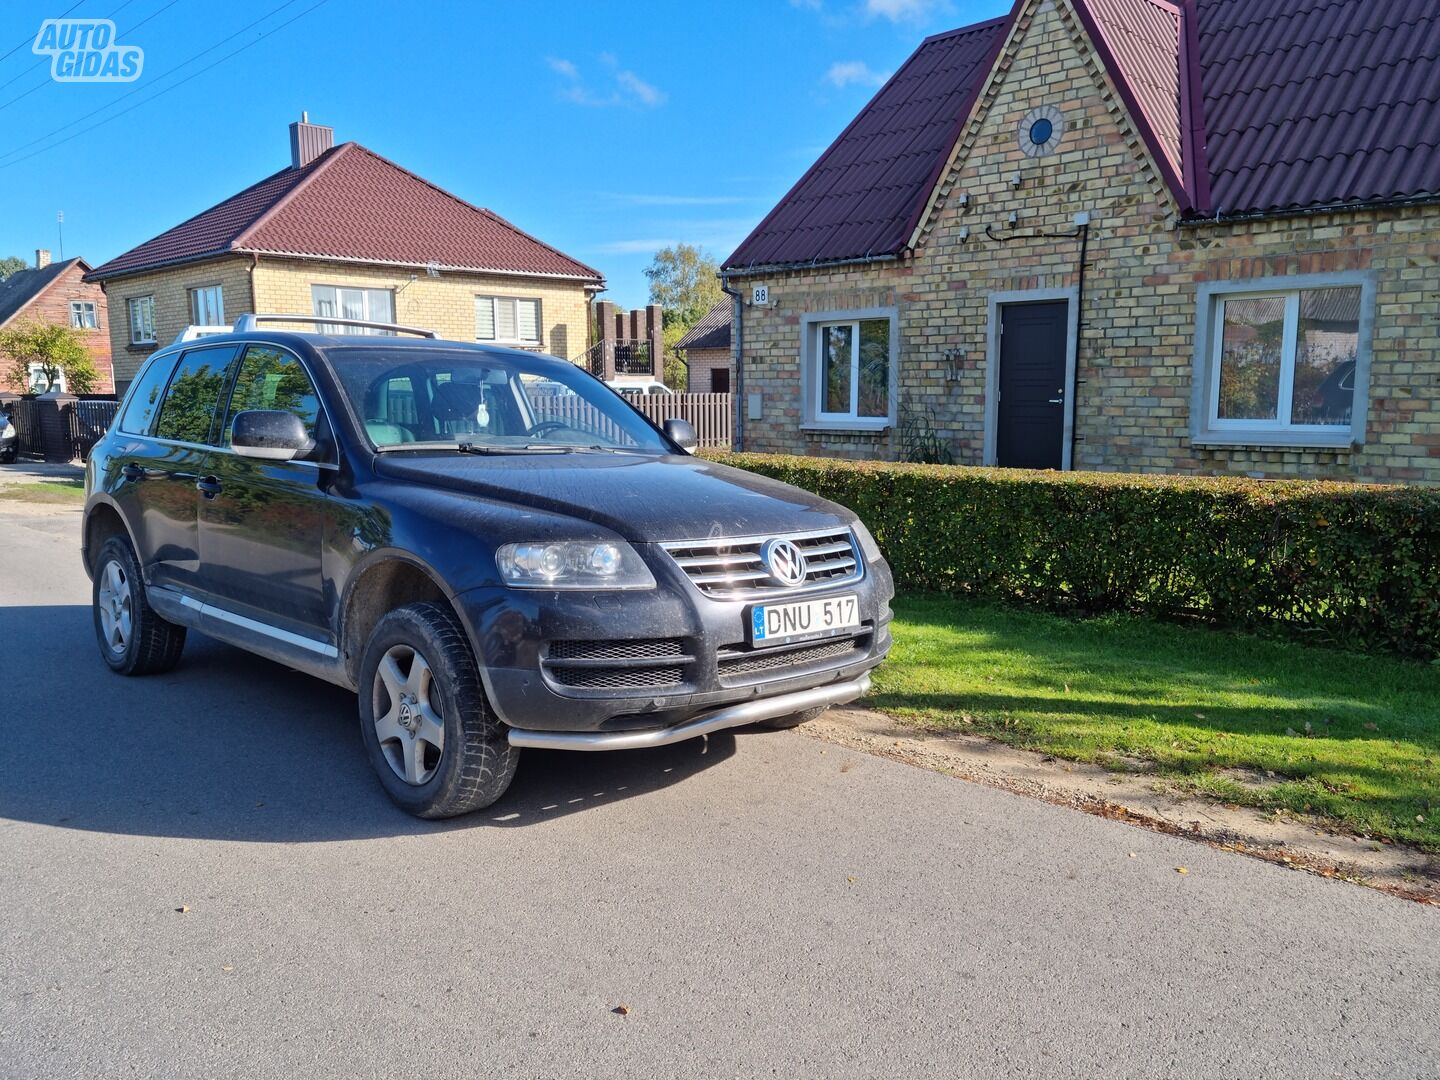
<box><xmin>92</xmin><ymin>536</ymin><xmax>186</xmax><ymax>675</ymax></box>
<box><xmin>358</xmin><ymin>602</ymin><xmax>519</xmax><ymax>818</ymax></box>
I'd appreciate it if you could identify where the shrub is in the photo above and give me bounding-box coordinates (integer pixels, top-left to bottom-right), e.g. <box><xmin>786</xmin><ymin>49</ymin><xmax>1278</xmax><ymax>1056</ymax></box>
<box><xmin>705</xmin><ymin>453</ymin><xmax>1440</xmax><ymax>659</ymax></box>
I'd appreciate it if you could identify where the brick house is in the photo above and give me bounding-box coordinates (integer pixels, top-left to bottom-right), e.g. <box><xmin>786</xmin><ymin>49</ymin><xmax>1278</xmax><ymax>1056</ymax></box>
<box><xmin>721</xmin><ymin>0</ymin><xmax>1440</xmax><ymax>484</ymax></box>
<box><xmin>0</xmin><ymin>250</ymin><xmax>114</xmax><ymax>393</ymax></box>
<box><xmin>87</xmin><ymin>117</ymin><xmax>604</xmax><ymax>395</ymax></box>
<box><xmin>675</xmin><ymin>299</ymin><xmax>733</xmax><ymax>393</ymax></box>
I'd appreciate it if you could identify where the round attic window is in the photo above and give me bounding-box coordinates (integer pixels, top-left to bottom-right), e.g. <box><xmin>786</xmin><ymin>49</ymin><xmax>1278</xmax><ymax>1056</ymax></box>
<box><xmin>1018</xmin><ymin>105</ymin><xmax>1064</xmax><ymax>158</ymax></box>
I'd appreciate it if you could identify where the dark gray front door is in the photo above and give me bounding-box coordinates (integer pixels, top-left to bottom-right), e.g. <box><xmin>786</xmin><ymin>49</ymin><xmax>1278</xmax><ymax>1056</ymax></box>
<box><xmin>996</xmin><ymin>301</ymin><xmax>1068</xmax><ymax>470</ymax></box>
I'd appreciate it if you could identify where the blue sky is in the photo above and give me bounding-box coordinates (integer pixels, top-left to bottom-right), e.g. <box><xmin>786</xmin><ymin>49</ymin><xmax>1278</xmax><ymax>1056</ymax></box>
<box><xmin>0</xmin><ymin>0</ymin><xmax>1009</xmax><ymax>311</ymax></box>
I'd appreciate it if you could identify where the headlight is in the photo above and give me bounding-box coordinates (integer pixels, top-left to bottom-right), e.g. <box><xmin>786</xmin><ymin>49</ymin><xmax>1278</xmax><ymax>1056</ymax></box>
<box><xmin>1</xmin><ymin>422</ymin><xmax>14</xmax><ymax>438</ymax></box>
<box><xmin>851</xmin><ymin>519</ymin><xmax>883</xmax><ymax>564</ymax></box>
<box><xmin>496</xmin><ymin>540</ymin><xmax>655</xmax><ymax>590</ymax></box>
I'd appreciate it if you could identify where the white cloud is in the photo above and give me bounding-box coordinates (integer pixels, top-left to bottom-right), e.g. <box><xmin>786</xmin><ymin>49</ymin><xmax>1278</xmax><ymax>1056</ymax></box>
<box><xmin>824</xmin><ymin>60</ymin><xmax>889</xmax><ymax>89</ymax></box>
<box><xmin>548</xmin><ymin>55</ymin><xmax>666</xmax><ymax>108</ymax></box>
<box><xmin>865</xmin><ymin>0</ymin><xmax>951</xmax><ymax>21</ymax></box>
<box><xmin>616</xmin><ymin>70</ymin><xmax>666</xmax><ymax>106</ymax></box>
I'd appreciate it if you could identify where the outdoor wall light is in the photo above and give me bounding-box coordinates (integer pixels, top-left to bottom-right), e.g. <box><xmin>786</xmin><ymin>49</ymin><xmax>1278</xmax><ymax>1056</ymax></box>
<box><xmin>944</xmin><ymin>346</ymin><xmax>968</xmax><ymax>382</ymax></box>
<box><xmin>1011</xmin><ymin>172</ymin><xmax>1022</xmax><ymax>187</ymax></box>
<box><xmin>957</xmin><ymin>193</ymin><xmax>970</xmax><ymax>209</ymax></box>
<box><xmin>958</xmin><ymin>226</ymin><xmax>971</xmax><ymax>242</ymax></box>
<box><xmin>1008</xmin><ymin>210</ymin><xmax>1019</xmax><ymax>226</ymax></box>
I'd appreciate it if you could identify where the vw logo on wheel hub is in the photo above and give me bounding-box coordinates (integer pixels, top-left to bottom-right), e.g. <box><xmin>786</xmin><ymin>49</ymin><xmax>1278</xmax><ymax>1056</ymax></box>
<box><xmin>760</xmin><ymin>538</ymin><xmax>808</xmax><ymax>588</ymax></box>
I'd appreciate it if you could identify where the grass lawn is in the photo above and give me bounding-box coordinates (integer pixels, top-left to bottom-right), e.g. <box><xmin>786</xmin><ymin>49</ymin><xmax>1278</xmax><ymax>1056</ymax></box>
<box><xmin>871</xmin><ymin>592</ymin><xmax>1440</xmax><ymax>852</ymax></box>
<box><xmin>0</xmin><ymin>479</ymin><xmax>85</xmax><ymax>504</ymax></box>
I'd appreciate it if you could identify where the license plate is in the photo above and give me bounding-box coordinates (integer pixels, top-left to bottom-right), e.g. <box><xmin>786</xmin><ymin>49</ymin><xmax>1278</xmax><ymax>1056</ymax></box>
<box><xmin>750</xmin><ymin>594</ymin><xmax>859</xmax><ymax>647</ymax></box>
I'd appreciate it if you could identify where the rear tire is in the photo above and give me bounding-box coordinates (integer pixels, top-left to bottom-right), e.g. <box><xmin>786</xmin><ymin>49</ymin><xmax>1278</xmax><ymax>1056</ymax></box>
<box><xmin>358</xmin><ymin>601</ymin><xmax>519</xmax><ymax>818</ymax></box>
<box><xmin>756</xmin><ymin>706</ymin><xmax>827</xmax><ymax>731</ymax></box>
<box><xmin>92</xmin><ymin>536</ymin><xmax>186</xmax><ymax>676</ymax></box>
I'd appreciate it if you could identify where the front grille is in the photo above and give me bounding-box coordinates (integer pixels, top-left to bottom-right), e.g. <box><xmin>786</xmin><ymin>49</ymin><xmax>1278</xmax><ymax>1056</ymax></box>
<box><xmin>548</xmin><ymin>638</ymin><xmax>685</xmax><ymax>661</ymax></box>
<box><xmin>548</xmin><ymin>665</ymin><xmax>686</xmax><ymax>690</ymax></box>
<box><xmin>717</xmin><ymin>630</ymin><xmax>871</xmax><ymax>683</ymax></box>
<box><xmin>661</xmin><ymin>528</ymin><xmax>862</xmax><ymax>600</ymax></box>
<box><xmin>543</xmin><ymin>637</ymin><xmax>692</xmax><ymax>693</ymax></box>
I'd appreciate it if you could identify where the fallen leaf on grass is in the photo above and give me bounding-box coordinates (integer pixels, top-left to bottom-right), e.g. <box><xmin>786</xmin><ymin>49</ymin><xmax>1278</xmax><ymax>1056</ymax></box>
<box><xmin>612</xmin><ymin>1005</ymin><xmax>631</xmax><ymax>1016</ymax></box>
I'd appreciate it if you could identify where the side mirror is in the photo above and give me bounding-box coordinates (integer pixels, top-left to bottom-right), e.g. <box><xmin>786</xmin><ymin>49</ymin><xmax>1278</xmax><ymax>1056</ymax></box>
<box><xmin>232</xmin><ymin>410</ymin><xmax>311</xmax><ymax>461</ymax></box>
<box><xmin>663</xmin><ymin>418</ymin><xmax>698</xmax><ymax>454</ymax></box>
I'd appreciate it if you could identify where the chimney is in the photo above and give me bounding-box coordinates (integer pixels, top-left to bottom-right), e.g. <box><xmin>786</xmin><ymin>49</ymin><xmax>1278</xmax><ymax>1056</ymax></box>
<box><xmin>288</xmin><ymin>111</ymin><xmax>334</xmax><ymax>169</ymax></box>
<box><xmin>35</xmin><ymin>248</ymin><xmax>50</xmax><ymax>269</ymax></box>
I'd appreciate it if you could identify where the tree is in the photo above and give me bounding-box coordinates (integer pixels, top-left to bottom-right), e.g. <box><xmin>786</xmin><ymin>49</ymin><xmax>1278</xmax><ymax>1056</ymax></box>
<box><xmin>0</xmin><ymin>319</ymin><xmax>99</xmax><ymax>394</ymax></box>
<box><xmin>645</xmin><ymin>244</ymin><xmax>724</xmax><ymax>392</ymax></box>
<box><xmin>0</xmin><ymin>255</ymin><xmax>26</xmax><ymax>281</ymax></box>
<box><xmin>644</xmin><ymin>244</ymin><xmax>723</xmax><ymax>330</ymax></box>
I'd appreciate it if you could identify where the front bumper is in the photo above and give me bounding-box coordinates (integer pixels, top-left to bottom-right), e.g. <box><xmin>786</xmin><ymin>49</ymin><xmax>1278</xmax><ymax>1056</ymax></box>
<box><xmin>454</xmin><ymin>546</ymin><xmax>893</xmax><ymax>736</ymax></box>
<box><xmin>506</xmin><ymin>675</ymin><xmax>869</xmax><ymax>750</ymax></box>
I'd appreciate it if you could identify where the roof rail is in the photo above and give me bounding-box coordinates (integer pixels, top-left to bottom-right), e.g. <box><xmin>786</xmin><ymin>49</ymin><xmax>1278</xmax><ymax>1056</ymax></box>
<box><xmin>173</xmin><ymin>324</ymin><xmax>232</xmax><ymax>344</ymax></box>
<box><xmin>231</xmin><ymin>313</ymin><xmax>437</xmax><ymax>338</ymax></box>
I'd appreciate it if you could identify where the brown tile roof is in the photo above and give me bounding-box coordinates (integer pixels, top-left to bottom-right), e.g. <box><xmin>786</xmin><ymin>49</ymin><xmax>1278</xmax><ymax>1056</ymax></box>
<box><xmin>87</xmin><ymin>143</ymin><xmax>603</xmax><ymax>284</ymax></box>
<box><xmin>675</xmin><ymin>299</ymin><xmax>731</xmax><ymax>350</ymax></box>
<box><xmin>726</xmin><ymin>0</ymin><xmax>1440</xmax><ymax>268</ymax></box>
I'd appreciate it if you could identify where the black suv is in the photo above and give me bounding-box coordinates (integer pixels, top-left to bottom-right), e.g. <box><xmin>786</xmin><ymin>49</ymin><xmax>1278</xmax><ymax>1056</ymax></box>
<box><xmin>83</xmin><ymin>315</ymin><xmax>893</xmax><ymax>817</ymax></box>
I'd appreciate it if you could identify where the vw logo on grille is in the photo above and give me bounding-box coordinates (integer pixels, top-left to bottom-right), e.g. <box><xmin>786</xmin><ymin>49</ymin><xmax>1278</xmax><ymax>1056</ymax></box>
<box><xmin>760</xmin><ymin>538</ymin><xmax>808</xmax><ymax>588</ymax></box>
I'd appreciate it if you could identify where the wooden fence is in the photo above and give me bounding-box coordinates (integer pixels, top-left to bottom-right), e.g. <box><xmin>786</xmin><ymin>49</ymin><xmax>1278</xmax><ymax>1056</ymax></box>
<box><xmin>628</xmin><ymin>393</ymin><xmax>732</xmax><ymax>449</ymax></box>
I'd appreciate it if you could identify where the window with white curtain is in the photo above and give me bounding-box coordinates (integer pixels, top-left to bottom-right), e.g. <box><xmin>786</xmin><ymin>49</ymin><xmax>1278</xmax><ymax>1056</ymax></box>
<box><xmin>476</xmin><ymin>295</ymin><xmax>541</xmax><ymax>346</ymax></box>
<box><xmin>311</xmin><ymin>285</ymin><xmax>395</xmax><ymax>334</ymax></box>
<box><xmin>189</xmin><ymin>284</ymin><xmax>224</xmax><ymax>326</ymax></box>
<box><xmin>70</xmin><ymin>301</ymin><xmax>97</xmax><ymax>329</ymax></box>
<box><xmin>127</xmin><ymin>296</ymin><xmax>156</xmax><ymax>344</ymax></box>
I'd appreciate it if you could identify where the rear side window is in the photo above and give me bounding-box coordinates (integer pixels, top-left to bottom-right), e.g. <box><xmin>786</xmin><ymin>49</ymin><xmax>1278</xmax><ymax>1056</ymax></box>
<box><xmin>221</xmin><ymin>345</ymin><xmax>323</xmax><ymax>446</ymax></box>
<box><xmin>117</xmin><ymin>353</ymin><xmax>180</xmax><ymax>435</ymax></box>
<box><xmin>154</xmin><ymin>345</ymin><xmax>239</xmax><ymax>445</ymax></box>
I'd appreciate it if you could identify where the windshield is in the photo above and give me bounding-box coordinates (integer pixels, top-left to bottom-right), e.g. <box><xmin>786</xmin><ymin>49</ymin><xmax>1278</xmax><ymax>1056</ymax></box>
<box><xmin>323</xmin><ymin>344</ymin><xmax>673</xmax><ymax>454</ymax></box>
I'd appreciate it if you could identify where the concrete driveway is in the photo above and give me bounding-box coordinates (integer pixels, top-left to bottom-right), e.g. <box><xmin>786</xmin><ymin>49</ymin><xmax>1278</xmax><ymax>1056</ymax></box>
<box><xmin>1</xmin><ymin>499</ymin><xmax>1436</xmax><ymax>1079</ymax></box>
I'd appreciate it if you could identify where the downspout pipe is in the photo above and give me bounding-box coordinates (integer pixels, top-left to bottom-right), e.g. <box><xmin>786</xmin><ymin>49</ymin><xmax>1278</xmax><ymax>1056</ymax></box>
<box><xmin>720</xmin><ymin>272</ymin><xmax>744</xmax><ymax>452</ymax></box>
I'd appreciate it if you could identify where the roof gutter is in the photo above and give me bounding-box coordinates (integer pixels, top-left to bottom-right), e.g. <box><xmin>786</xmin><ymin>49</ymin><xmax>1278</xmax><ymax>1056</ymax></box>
<box><xmin>719</xmin><ymin>272</ymin><xmax>745</xmax><ymax>452</ymax></box>
<box><xmin>719</xmin><ymin>252</ymin><xmax>901</xmax><ymax>278</ymax></box>
<box><xmin>1178</xmin><ymin>191</ymin><xmax>1440</xmax><ymax>228</ymax></box>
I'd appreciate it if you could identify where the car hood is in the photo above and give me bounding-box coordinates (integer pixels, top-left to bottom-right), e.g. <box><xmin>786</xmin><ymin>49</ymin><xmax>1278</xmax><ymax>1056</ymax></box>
<box><xmin>371</xmin><ymin>452</ymin><xmax>852</xmax><ymax>543</ymax></box>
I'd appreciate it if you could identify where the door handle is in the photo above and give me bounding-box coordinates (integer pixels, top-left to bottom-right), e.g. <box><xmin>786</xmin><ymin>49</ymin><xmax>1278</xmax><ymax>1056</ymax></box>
<box><xmin>1047</xmin><ymin>398</ymin><xmax>1064</xmax><ymax>405</ymax></box>
<box><xmin>196</xmin><ymin>476</ymin><xmax>223</xmax><ymax>499</ymax></box>
<box><xmin>120</xmin><ymin>463</ymin><xmax>145</xmax><ymax>481</ymax></box>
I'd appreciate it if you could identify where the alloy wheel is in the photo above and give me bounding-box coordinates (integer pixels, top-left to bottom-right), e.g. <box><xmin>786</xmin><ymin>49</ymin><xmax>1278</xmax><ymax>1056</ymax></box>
<box><xmin>372</xmin><ymin>644</ymin><xmax>445</xmax><ymax>786</ymax></box>
<box><xmin>96</xmin><ymin>559</ymin><xmax>133</xmax><ymax>656</ymax></box>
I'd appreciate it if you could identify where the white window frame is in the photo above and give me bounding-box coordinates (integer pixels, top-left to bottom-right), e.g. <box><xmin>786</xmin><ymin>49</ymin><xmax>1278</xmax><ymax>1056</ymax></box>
<box><xmin>798</xmin><ymin>307</ymin><xmax>898</xmax><ymax>432</ymax></box>
<box><xmin>311</xmin><ymin>284</ymin><xmax>396</xmax><ymax>334</ymax></box>
<box><xmin>28</xmin><ymin>362</ymin><xmax>65</xmax><ymax>393</ymax></box>
<box><xmin>475</xmin><ymin>295</ymin><xmax>542</xmax><ymax>347</ymax></box>
<box><xmin>188</xmin><ymin>284</ymin><xmax>225</xmax><ymax>327</ymax></box>
<box><xmin>69</xmin><ymin>300</ymin><xmax>97</xmax><ymax>329</ymax></box>
<box><xmin>127</xmin><ymin>295</ymin><xmax>156</xmax><ymax>345</ymax></box>
<box><xmin>1191</xmin><ymin>271</ymin><xmax>1376</xmax><ymax>450</ymax></box>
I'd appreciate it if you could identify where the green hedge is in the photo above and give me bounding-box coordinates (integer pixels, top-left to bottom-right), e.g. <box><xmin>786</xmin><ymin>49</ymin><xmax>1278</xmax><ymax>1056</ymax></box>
<box><xmin>706</xmin><ymin>453</ymin><xmax>1440</xmax><ymax>659</ymax></box>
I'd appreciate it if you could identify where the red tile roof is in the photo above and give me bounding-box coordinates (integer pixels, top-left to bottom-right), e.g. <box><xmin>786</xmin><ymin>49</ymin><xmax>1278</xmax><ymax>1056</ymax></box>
<box><xmin>726</xmin><ymin>0</ymin><xmax>1440</xmax><ymax>269</ymax></box>
<box><xmin>1196</xmin><ymin>0</ymin><xmax>1440</xmax><ymax>216</ymax></box>
<box><xmin>87</xmin><ymin>143</ymin><xmax>603</xmax><ymax>284</ymax></box>
<box><xmin>1078</xmin><ymin>0</ymin><xmax>1186</xmax><ymax>196</ymax></box>
<box><xmin>725</xmin><ymin>17</ymin><xmax>1009</xmax><ymax>270</ymax></box>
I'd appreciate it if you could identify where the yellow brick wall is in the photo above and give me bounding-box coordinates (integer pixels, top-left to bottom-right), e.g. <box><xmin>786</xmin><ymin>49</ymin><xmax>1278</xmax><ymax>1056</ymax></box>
<box><xmin>727</xmin><ymin>0</ymin><xmax>1440</xmax><ymax>484</ymax></box>
<box><xmin>252</xmin><ymin>259</ymin><xmax>592</xmax><ymax>362</ymax></box>
<box><xmin>101</xmin><ymin>255</ymin><xmax>595</xmax><ymax>392</ymax></box>
<box><xmin>102</xmin><ymin>257</ymin><xmax>255</xmax><ymax>387</ymax></box>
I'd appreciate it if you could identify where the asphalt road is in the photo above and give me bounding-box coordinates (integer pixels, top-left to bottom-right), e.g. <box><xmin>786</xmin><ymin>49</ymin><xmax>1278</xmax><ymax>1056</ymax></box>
<box><xmin>1</xmin><ymin>501</ymin><xmax>1437</xmax><ymax>1079</ymax></box>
